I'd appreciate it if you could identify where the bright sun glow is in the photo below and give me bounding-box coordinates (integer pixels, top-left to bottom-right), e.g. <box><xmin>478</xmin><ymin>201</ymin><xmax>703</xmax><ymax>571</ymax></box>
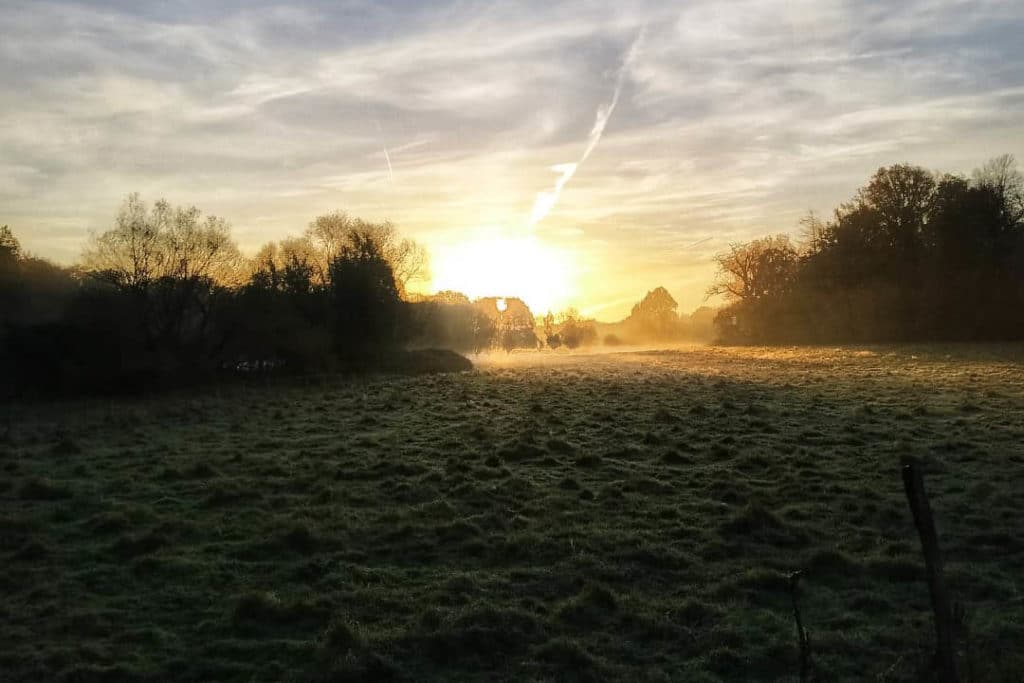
<box><xmin>430</xmin><ymin>234</ymin><xmax>577</xmax><ymax>314</ymax></box>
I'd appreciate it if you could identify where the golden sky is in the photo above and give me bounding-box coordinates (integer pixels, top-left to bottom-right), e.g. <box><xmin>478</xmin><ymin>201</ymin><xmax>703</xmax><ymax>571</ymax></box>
<box><xmin>3</xmin><ymin>1</ymin><xmax>1023</xmax><ymax>319</ymax></box>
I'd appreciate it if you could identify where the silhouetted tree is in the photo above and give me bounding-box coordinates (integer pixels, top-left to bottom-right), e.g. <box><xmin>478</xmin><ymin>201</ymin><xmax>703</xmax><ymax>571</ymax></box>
<box><xmin>79</xmin><ymin>194</ymin><xmax>243</xmax><ymax>365</ymax></box>
<box><xmin>711</xmin><ymin>157</ymin><xmax>1024</xmax><ymax>343</ymax></box>
<box><xmin>2</xmin><ymin>200</ymin><xmax>468</xmax><ymax>397</ymax></box>
<box><xmin>431</xmin><ymin>290</ymin><xmax>471</xmax><ymax>306</ymax></box>
<box><xmin>475</xmin><ymin>297</ymin><xmax>538</xmax><ymax>351</ymax></box>
<box><xmin>0</xmin><ymin>226</ymin><xmax>21</xmax><ymax>321</ymax></box>
<box><xmin>329</xmin><ymin>230</ymin><xmax>402</xmax><ymax>357</ymax></box>
<box><xmin>709</xmin><ymin>236</ymin><xmax>799</xmax><ymax>304</ymax></box>
<box><xmin>685</xmin><ymin>306</ymin><xmax>718</xmax><ymax>341</ymax></box>
<box><xmin>973</xmin><ymin>154</ymin><xmax>1024</xmax><ymax>231</ymax></box>
<box><xmin>405</xmin><ymin>299</ymin><xmax>496</xmax><ymax>354</ymax></box>
<box><xmin>1</xmin><ymin>228</ymin><xmax>109</xmax><ymax>396</ymax></box>
<box><xmin>470</xmin><ymin>308</ymin><xmax>498</xmax><ymax>352</ymax></box>
<box><xmin>0</xmin><ymin>225</ymin><xmax>19</xmax><ymax>263</ymax></box>
<box><xmin>225</xmin><ymin>254</ymin><xmax>331</xmax><ymax>373</ymax></box>
<box><xmin>708</xmin><ymin>236</ymin><xmax>800</xmax><ymax>342</ymax></box>
<box><xmin>306</xmin><ymin>212</ymin><xmax>427</xmax><ymax>295</ymax></box>
<box><xmin>0</xmin><ymin>227</ymin><xmax>78</xmax><ymax>328</ymax></box>
<box><xmin>625</xmin><ymin>286</ymin><xmax>681</xmax><ymax>339</ymax></box>
<box><xmin>603</xmin><ymin>333</ymin><xmax>622</xmax><ymax>346</ymax></box>
<box><xmin>856</xmin><ymin>164</ymin><xmax>936</xmax><ymax>255</ymax></box>
<box><xmin>542</xmin><ymin>311</ymin><xmax>561</xmax><ymax>348</ymax></box>
<box><xmin>556</xmin><ymin>308</ymin><xmax>598</xmax><ymax>349</ymax></box>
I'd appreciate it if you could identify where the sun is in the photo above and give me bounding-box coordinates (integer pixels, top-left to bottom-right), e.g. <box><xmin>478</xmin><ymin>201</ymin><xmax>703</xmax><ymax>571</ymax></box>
<box><xmin>430</xmin><ymin>233</ymin><xmax>577</xmax><ymax>314</ymax></box>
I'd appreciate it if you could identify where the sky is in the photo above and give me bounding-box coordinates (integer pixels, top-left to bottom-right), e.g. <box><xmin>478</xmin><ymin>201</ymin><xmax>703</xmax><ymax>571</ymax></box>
<box><xmin>2</xmin><ymin>0</ymin><xmax>1023</xmax><ymax>319</ymax></box>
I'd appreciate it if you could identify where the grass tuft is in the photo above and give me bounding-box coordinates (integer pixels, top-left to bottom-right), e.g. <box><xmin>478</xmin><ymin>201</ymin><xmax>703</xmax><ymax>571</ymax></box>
<box><xmin>558</xmin><ymin>584</ymin><xmax>619</xmax><ymax>627</ymax></box>
<box><xmin>231</xmin><ymin>591</ymin><xmax>327</xmax><ymax>636</ymax></box>
<box><xmin>109</xmin><ymin>531</ymin><xmax>168</xmax><ymax>559</ymax></box>
<box><xmin>18</xmin><ymin>477</ymin><xmax>72</xmax><ymax>500</ymax></box>
<box><xmin>50</xmin><ymin>435</ymin><xmax>82</xmax><ymax>456</ymax></box>
<box><xmin>720</xmin><ymin>502</ymin><xmax>808</xmax><ymax>546</ymax></box>
<box><xmin>535</xmin><ymin>637</ymin><xmax>602</xmax><ymax>682</ymax></box>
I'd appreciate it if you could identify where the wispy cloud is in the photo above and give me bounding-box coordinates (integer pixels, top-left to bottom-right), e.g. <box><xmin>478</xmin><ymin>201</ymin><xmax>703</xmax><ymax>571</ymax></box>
<box><xmin>1</xmin><ymin>0</ymin><xmax>1022</xmax><ymax>316</ymax></box>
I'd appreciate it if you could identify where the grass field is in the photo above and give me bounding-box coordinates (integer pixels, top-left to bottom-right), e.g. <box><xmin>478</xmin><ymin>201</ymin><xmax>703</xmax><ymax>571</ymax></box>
<box><xmin>3</xmin><ymin>344</ymin><xmax>1024</xmax><ymax>682</ymax></box>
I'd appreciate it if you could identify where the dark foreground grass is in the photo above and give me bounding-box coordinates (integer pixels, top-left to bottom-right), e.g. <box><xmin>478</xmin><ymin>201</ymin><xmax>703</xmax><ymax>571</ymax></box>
<box><xmin>2</xmin><ymin>344</ymin><xmax>1024</xmax><ymax>682</ymax></box>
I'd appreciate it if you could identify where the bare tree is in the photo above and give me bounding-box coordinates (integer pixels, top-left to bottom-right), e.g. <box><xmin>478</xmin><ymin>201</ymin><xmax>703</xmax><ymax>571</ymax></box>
<box><xmin>306</xmin><ymin>211</ymin><xmax>428</xmax><ymax>295</ymax></box>
<box><xmin>973</xmin><ymin>154</ymin><xmax>1024</xmax><ymax>225</ymax></box>
<box><xmin>83</xmin><ymin>193</ymin><xmax>242</xmax><ymax>289</ymax></box>
<box><xmin>707</xmin><ymin>235</ymin><xmax>799</xmax><ymax>303</ymax></box>
<box><xmin>83</xmin><ymin>193</ymin><xmax>164</xmax><ymax>290</ymax></box>
<box><xmin>1</xmin><ymin>225</ymin><xmax>21</xmax><ymax>261</ymax></box>
<box><xmin>279</xmin><ymin>236</ymin><xmax>319</xmax><ymax>274</ymax></box>
<box><xmin>162</xmin><ymin>205</ymin><xmax>242</xmax><ymax>285</ymax></box>
<box><xmin>431</xmin><ymin>290</ymin><xmax>471</xmax><ymax>305</ymax></box>
<box><xmin>387</xmin><ymin>234</ymin><xmax>429</xmax><ymax>296</ymax></box>
<box><xmin>250</xmin><ymin>241</ymin><xmax>281</xmax><ymax>275</ymax></box>
<box><xmin>797</xmin><ymin>210</ymin><xmax>829</xmax><ymax>255</ymax></box>
<box><xmin>305</xmin><ymin>211</ymin><xmax>355</xmax><ymax>283</ymax></box>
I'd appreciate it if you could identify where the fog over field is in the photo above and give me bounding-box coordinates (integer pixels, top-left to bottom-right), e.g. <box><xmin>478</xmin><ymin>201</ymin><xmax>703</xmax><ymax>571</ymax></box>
<box><xmin>4</xmin><ymin>345</ymin><xmax>1023</xmax><ymax>681</ymax></box>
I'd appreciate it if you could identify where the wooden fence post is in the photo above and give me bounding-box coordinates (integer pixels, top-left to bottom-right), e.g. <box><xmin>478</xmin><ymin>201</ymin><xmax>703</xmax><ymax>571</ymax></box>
<box><xmin>789</xmin><ymin>570</ymin><xmax>812</xmax><ymax>683</ymax></box>
<box><xmin>901</xmin><ymin>463</ymin><xmax>959</xmax><ymax>683</ymax></box>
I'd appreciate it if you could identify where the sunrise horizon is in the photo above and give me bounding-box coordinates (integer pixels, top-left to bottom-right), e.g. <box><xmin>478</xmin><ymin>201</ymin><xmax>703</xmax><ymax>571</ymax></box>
<box><xmin>6</xmin><ymin>1</ymin><xmax>1023</xmax><ymax>320</ymax></box>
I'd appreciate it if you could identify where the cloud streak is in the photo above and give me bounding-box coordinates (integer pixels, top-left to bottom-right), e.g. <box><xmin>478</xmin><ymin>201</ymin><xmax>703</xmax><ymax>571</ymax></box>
<box><xmin>528</xmin><ymin>27</ymin><xmax>645</xmax><ymax>228</ymax></box>
<box><xmin>375</xmin><ymin>120</ymin><xmax>394</xmax><ymax>183</ymax></box>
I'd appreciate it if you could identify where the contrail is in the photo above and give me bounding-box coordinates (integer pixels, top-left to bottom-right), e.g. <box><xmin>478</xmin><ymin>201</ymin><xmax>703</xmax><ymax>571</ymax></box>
<box><xmin>375</xmin><ymin>120</ymin><xmax>393</xmax><ymax>183</ymax></box>
<box><xmin>528</xmin><ymin>162</ymin><xmax>577</xmax><ymax>226</ymax></box>
<box><xmin>382</xmin><ymin>143</ymin><xmax>393</xmax><ymax>183</ymax></box>
<box><xmin>528</xmin><ymin>28</ymin><xmax>645</xmax><ymax>228</ymax></box>
<box><xmin>681</xmin><ymin>236</ymin><xmax>712</xmax><ymax>249</ymax></box>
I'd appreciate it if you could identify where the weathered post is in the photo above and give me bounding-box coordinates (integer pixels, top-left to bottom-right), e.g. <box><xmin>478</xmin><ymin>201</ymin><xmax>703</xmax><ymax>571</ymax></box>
<box><xmin>901</xmin><ymin>463</ymin><xmax>959</xmax><ymax>683</ymax></box>
<box><xmin>789</xmin><ymin>570</ymin><xmax>812</xmax><ymax>683</ymax></box>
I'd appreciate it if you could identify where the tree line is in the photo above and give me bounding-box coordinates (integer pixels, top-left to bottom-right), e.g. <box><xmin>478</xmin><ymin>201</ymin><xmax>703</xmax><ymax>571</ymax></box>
<box><xmin>0</xmin><ymin>196</ymin><xmax>475</xmax><ymax>397</ymax></box>
<box><xmin>2</xmin><ymin>188</ymin><xmax>722</xmax><ymax>399</ymax></box>
<box><xmin>709</xmin><ymin>155</ymin><xmax>1024</xmax><ymax>343</ymax></box>
<box><xmin>13</xmin><ymin>151</ymin><xmax>1001</xmax><ymax>396</ymax></box>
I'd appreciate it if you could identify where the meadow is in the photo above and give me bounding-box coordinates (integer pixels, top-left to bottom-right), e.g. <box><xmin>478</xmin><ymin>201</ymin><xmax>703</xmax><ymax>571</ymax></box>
<box><xmin>3</xmin><ymin>344</ymin><xmax>1024</xmax><ymax>682</ymax></box>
